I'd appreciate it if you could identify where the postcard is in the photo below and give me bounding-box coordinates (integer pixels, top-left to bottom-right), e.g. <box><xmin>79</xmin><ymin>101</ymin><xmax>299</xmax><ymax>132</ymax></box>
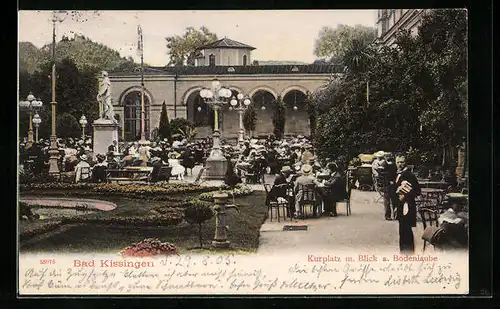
<box><xmin>18</xmin><ymin>9</ymin><xmax>469</xmax><ymax>295</ymax></box>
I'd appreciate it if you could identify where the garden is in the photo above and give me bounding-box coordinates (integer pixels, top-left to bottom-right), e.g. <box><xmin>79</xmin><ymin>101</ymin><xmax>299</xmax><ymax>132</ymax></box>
<box><xmin>19</xmin><ymin>182</ymin><xmax>265</xmax><ymax>254</ymax></box>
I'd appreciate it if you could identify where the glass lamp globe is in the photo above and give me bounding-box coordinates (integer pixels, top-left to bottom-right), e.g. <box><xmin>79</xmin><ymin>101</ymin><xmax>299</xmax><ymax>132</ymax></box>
<box><xmin>32</xmin><ymin>99</ymin><xmax>43</xmax><ymax>108</ymax></box>
<box><xmin>197</xmin><ymin>106</ymin><xmax>202</xmax><ymax>112</ymax></box>
<box><xmin>237</xmin><ymin>93</ymin><xmax>244</xmax><ymax>100</ymax></box>
<box><xmin>211</xmin><ymin>80</ymin><xmax>221</xmax><ymax>90</ymax></box>
<box><xmin>26</xmin><ymin>93</ymin><xmax>36</xmax><ymax>102</ymax></box>
<box><xmin>32</xmin><ymin>114</ymin><xmax>41</xmax><ymax>126</ymax></box>
<box><xmin>229</xmin><ymin>106</ymin><xmax>233</xmax><ymax>111</ymax></box>
<box><xmin>230</xmin><ymin>98</ymin><xmax>238</xmax><ymax>106</ymax></box>
<box><xmin>19</xmin><ymin>101</ymin><xmax>29</xmax><ymax>108</ymax></box>
<box><xmin>261</xmin><ymin>106</ymin><xmax>266</xmax><ymax>110</ymax></box>
<box><xmin>244</xmin><ymin>98</ymin><xmax>251</xmax><ymax>106</ymax></box>
<box><xmin>293</xmin><ymin>106</ymin><xmax>298</xmax><ymax>111</ymax></box>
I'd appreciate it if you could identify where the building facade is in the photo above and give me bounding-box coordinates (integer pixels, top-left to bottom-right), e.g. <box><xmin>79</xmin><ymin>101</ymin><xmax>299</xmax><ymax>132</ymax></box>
<box><xmin>108</xmin><ymin>38</ymin><xmax>342</xmax><ymax>141</ymax></box>
<box><xmin>376</xmin><ymin>9</ymin><xmax>427</xmax><ymax>46</ymax></box>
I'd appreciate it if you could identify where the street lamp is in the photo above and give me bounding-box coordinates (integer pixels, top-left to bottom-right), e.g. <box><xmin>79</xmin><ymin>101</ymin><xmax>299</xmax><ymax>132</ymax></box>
<box><xmin>19</xmin><ymin>92</ymin><xmax>43</xmax><ymax>146</ymax></box>
<box><xmin>230</xmin><ymin>93</ymin><xmax>252</xmax><ymax>146</ymax></box>
<box><xmin>79</xmin><ymin>115</ymin><xmax>88</xmax><ymax>139</ymax></box>
<box><xmin>48</xmin><ymin>11</ymin><xmax>66</xmax><ymax>175</ymax></box>
<box><xmin>199</xmin><ymin>79</ymin><xmax>233</xmax><ymax>179</ymax></box>
<box><xmin>32</xmin><ymin>113</ymin><xmax>42</xmax><ymax>143</ymax></box>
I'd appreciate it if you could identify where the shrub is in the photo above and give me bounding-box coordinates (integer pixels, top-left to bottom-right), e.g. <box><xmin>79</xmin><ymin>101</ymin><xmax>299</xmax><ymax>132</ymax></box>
<box><xmin>120</xmin><ymin>238</ymin><xmax>179</xmax><ymax>257</ymax></box>
<box><xmin>183</xmin><ymin>202</ymin><xmax>214</xmax><ymax>248</ymax></box>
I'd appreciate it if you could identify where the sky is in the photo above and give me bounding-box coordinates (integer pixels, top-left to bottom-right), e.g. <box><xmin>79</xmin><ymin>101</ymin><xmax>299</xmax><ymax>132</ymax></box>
<box><xmin>18</xmin><ymin>10</ymin><xmax>377</xmax><ymax>66</ymax></box>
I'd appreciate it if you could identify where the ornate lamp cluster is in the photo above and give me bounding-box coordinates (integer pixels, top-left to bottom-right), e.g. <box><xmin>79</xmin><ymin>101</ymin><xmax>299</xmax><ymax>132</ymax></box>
<box><xmin>79</xmin><ymin>115</ymin><xmax>88</xmax><ymax>139</ymax></box>
<box><xmin>230</xmin><ymin>93</ymin><xmax>252</xmax><ymax>145</ymax></box>
<box><xmin>19</xmin><ymin>92</ymin><xmax>43</xmax><ymax>145</ymax></box>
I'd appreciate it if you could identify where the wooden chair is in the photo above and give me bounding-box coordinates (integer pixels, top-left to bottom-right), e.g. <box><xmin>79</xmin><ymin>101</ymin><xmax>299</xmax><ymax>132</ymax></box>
<box><xmin>419</xmin><ymin>207</ymin><xmax>440</xmax><ymax>252</ymax></box>
<box><xmin>76</xmin><ymin>166</ymin><xmax>91</xmax><ymax>183</ymax></box>
<box><xmin>297</xmin><ymin>183</ymin><xmax>317</xmax><ymax>218</ymax></box>
<box><xmin>158</xmin><ymin>166</ymin><xmax>172</xmax><ymax>182</ymax></box>
<box><xmin>264</xmin><ymin>183</ymin><xmax>290</xmax><ymax>222</ymax></box>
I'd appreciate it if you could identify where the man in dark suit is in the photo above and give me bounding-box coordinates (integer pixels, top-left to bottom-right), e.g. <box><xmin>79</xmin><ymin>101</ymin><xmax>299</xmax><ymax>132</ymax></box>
<box><xmin>395</xmin><ymin>156</ymin><xmax>421</xmax><ymax>254</ymax></box>
<box><xmin>266</xmin><ymin>166</ymin><xmax>294</xmax><ymax>217</ymax></box>
<box><xmin>385</xmin><ymin>154</ymin><xmax>398</xmax><ymax>220</ymax></box>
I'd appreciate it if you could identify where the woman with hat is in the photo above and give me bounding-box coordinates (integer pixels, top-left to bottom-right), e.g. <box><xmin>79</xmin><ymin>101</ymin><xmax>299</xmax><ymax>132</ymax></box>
<box><xmin>74</xmin><ymin>154</ymin><xmax>91</xmax><ymax>183</ymax></box>
<box><xmin>138</xmin><ymin>140</ymin><xmax>151</xmax><ymax>167</ymax></box>
<box><xmin>92</xmin><ymin>153</ymin><xmax>108</xmax><ymax>183</ymax></box>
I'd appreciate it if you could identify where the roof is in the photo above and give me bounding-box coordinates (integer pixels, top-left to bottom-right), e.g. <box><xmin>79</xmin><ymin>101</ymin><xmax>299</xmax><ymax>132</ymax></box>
<box><xmin>109</xmin><ymin>64</ymin><xmax>343</xmax><ymax>76</ymax></box>
<box><xmin>197</xmin><ymin>38</ymin><xmax>256</xmax><ymax>50</ymax></box>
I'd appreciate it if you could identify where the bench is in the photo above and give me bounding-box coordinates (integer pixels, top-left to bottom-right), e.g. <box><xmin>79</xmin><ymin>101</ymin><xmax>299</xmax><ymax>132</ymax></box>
<box><xmin>106</xmin><ymin>169</ymin><xmax>150</xmax><ymax>183</ymax></box>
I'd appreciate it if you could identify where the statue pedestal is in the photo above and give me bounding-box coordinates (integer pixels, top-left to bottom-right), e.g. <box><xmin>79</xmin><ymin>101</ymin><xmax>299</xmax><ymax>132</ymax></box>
<box><xmin>93</xmin><ymin>119</ymin><xmax>119</xmax><ymax>157</ymax></box>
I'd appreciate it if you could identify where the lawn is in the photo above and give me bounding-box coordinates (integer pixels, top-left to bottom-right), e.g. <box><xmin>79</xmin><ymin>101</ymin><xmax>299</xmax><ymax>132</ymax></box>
<box><xmin>19</xmin><ymin>191</ymin><xmax>268</xmax><ymax>254</ymax></box>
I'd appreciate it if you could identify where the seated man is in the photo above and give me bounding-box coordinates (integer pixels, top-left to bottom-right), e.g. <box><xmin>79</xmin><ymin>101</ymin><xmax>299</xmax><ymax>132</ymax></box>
<box><xmin>293</xmin><ymin>164</ymin><xmax>321</xmax><ymax>218</ymax></box>
<box><xmin>91</xmin><ymin>154</ymin><xmax>108</xmax><ymax>183</ymax></box>
<box><xmin>149</xmin><ymin>157</ymin><xmax>164</xmax><ymax>183</ymax></box>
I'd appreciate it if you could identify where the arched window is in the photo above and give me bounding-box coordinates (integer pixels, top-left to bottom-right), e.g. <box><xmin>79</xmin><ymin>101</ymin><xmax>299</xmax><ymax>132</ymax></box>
<box><xmin>243</xmin><ymin>55</ymin><xmax>247</xmax><ymax>66</ymax></box>
<box><xmin>123</xmin><ymin>91</ymin><xmax>150</xmax><ymax>141</ymax></box>
<box><xmin>209</xmin><ymin>54</ymin><xmax>215</xmax><ymax>66</ymax></box>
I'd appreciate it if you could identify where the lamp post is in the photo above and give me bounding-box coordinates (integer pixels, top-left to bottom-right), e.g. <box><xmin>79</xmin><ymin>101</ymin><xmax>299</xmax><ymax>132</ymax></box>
<box><xmin>32</xmin><ymin>113</ymin><xmax>42</xmax><ymax>143</ymax></box>
<box><xmin>230</xmin><ymin>93</ymin><xmax>252</xmax><ymax>146</ymax></box>
<box><xmin>79</xmin><ymin>115</ymin><xmax>88</xmax><ymax>139</ymax></box>
<box><xmin>48</xmin><ymin>11</ymin><xmax>66</xmax><ymax>175</ymax></box>
<box><xmin>199</xmin><ymin>79</ymin><xmax>232</xmax><ymax>179</ymax></box>
<box><xmin>19</xmin><ymin>92</ymin><xmax>43</xmax><ymax>147</ymax></box>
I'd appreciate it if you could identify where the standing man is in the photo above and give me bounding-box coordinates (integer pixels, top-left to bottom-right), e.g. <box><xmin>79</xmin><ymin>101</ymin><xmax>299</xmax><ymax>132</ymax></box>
<box><xmin>385</xmin><ymin>154</ymin><xmax>398</xmax><ymax>220</ymax></box>
<box><xmin>395</xmin><ymin>155</ymin><xmax>421</xmax><ymax>254</ymax></box>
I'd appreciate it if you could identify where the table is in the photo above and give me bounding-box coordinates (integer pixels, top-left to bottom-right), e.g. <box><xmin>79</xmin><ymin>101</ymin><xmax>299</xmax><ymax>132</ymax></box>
<box><xmin>445</xmin><ymin>193</ymin><xmax>468</xmax><ymax>212</ymax></box>
<box><xmin>106</xmin><ymin>168</ymin><xmax>151</xmax><ymax>183</ymax></box>
<box><xmin>419</xmin><ymin>181</ymin><xmax>450</xmax><ymax>189</ymax></box>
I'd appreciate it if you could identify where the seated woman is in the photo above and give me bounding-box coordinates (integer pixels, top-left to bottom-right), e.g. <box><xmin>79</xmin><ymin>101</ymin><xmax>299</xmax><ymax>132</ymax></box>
<box><xmin>168</xmin><ymin>152</ymin><xmax>185</xmax><ymax>180</ymax></box>
<box><xmin>149</xmin><ymin>157</ymin><xmax>164</xmax><ymax>183</ymax></box>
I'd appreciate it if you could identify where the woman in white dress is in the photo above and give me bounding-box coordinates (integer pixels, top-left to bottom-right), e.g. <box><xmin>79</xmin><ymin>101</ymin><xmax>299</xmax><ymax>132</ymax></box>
<box><xmin>168</xmin><ymin>152</ymin><xmax>185</xmax><ymax>180</ymax></box>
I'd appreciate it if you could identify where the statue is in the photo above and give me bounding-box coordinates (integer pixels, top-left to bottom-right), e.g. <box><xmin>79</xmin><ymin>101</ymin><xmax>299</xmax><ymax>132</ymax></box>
<box><xmin>97</xmin><ymin>71</ymin><xmax>117</xmax><ymax>123</ymax></box>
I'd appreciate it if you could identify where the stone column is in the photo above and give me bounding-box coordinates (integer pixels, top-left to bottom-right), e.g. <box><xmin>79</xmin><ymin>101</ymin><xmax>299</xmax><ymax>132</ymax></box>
<box><xmin>212</xmin><ymin>193</ymin><xmax>230</xmax><ymax>249</ymax></box>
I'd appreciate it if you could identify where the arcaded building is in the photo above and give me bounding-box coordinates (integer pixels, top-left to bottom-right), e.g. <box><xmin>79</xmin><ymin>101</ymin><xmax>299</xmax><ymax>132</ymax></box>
<box><xmin>108</xmin><ymin>37</ymin><xmax>341</xmax><ymax>141</ymax></box>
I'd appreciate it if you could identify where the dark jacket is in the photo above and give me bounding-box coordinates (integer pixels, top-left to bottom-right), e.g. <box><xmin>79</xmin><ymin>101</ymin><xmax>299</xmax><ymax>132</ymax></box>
<box><xmin>265</xmin><ymin>173</ymin><xmax>291</xmax><ymax>205</ymax></box>
<box><xmin>325</xmin><ymin>172</ymin><xmax>348</xmax><ymax>201</ymax></box>
<box><xmin>395</xmin><ymin>168</ymin><xmax>421</xmax><ymax>227</ymax></box>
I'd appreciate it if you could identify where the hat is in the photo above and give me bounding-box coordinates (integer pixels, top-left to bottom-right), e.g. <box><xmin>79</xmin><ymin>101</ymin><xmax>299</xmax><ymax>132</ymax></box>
<box><xmin>80</xmin><ymin>154</ymin><xmax>88</xmax><ymax>161</ymax></box>
<box><xmin>169</xmin><ymin>152</ymin><xmax>180</xmax><ymax>159</ymax></box>
<box><xmin>301</xmin><ymin>164</ymin><xmax>312</xmax><ymax>174</ymax></box>
<box><xmin>375</xmin><ymin>151</ymin><xmax>385</xmax><ymax>158</ymax></box>
<box><xmin>281</xmin><ymin>166</ymin><xmax>292</xmax><ymax>173</ymax></box>
<box><xmin>151</xmin><ymin>157</ymin><xmax>161</xmax><ymax>162</ymax></box>
<box><xmin>96</xmin><ymin>153</ymin><xmax>106</xmax><ymax>160</ymax></box>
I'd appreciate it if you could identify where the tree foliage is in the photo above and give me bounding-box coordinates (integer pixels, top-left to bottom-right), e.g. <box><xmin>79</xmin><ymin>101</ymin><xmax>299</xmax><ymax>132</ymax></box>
<box><xmin>158</xmin><ymin>101</ymin><xmax>172</xmax><ymax>141</ymax></box>
<box><xmin>272</xmin><ymin>96</ymin><xmax>286</xmax><ymax>139</ymax></box>
<box><xmin>243</xmin><ymin>104</ymin><xmax>257</xmax><ymax>134</ymax></box>
<box><xmin>314</xmin><ymin>24</ymin><xmax>377</xmax><ymax>64</ymax></box>
<box><xmin>314</xmin><ymin>10</ymin><xmax>467</xmax><ymax>169</ymax></box>
<box><xmin>165</xmin><ymin>26</ymin><xmax>218</xmax><ymax>66</ymax></box>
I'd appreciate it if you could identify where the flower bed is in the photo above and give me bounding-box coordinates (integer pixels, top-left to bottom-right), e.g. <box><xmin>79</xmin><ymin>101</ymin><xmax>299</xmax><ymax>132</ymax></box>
<box><xmin>198</xmin><ymin>185</ymin><xmax>254</xmax><ymax>201</ymax></box>
<box><xmin>20</xmin><ymin>182</ymin><xmax>221</xmax><ymax>199</ymax></box>
<box><xmin>120</xmin><ymin>238</ymin><xmax>179</xmax><ymax>257</ymax></box>
<box><xmin>62</xmin><ymin>213</ymin><xmax>183</xmax><ymax>227</ymax></box>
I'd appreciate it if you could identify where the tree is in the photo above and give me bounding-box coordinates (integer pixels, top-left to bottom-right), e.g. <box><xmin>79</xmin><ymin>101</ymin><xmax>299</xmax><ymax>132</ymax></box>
<box><xmin>184</xmin><ymin>202</ymin><xmax>214</xmax><ymax>249</ymax></box>
<box><xmin>314</xmin><ymin>9</ymin><xmax>467</xmax><ymax>169</ymax></box>
<box><xmin>158</xmin><ymin>101</ymin><xmax>172</xmax><ymax>141</ymax></box>
<box><xmin>165</xmin><ymin>26</ymin><xmax>218</xmax><ymax>66</ymax></box>
<box><xmin>314</xmin><ymin>24</ymin><xmax>377</xmax><ymax>64</ymax></box>
<box><xmin>170</xmin><ymin>118</ymin><xmax>196</xmax><ymax>136</ymax></box>
<box><xmin>243</xmin><ymin>104</ymin><xmax>257</xmax><ymax>137</ymax></box>
<box><xmin>272</xmin><ymin>96</ymin><xmax>286</xmax><ymax>140</ymax></box>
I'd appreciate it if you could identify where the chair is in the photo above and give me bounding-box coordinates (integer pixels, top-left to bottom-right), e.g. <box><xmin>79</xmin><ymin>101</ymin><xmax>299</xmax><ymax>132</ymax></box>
<box><xmin>297</xmin><ymin>184</ymin><xmax>317</xmax><ymax>218</ymax></box>
<box><xmin>264</xmin><ymin>183</ymin><xmax>290</xmax><ymax>222</ymax></box>
<box><xmin>419</xmin><ymin>207</ymin><xmax>440</xmax><ymax>252</ymax></box>
<box><xmin>158</xmin><ymin>166</ymin><xmax>172</xmax><ymax>182</ymax></box>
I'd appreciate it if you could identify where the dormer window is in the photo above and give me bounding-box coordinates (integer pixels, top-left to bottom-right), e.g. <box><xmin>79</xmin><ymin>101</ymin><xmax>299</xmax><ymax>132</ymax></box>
<box><xmin>227</xmin><ymin>67</ymin><xmax>235</xmax><ymax>72</ymax></box>
<box><xmin>292</xmin><ymin>66</ymin><xmax>299</xmax><ymax>72</ymax></box>
<box><xmin>209</xmin><ymin>54</ymin><xmax>215</xmax><ymax>66</ymax></box>
<box><xmin>243</xmin><ymin>55</ymin><xmax>247</xmax><ymax>66</ymax></box>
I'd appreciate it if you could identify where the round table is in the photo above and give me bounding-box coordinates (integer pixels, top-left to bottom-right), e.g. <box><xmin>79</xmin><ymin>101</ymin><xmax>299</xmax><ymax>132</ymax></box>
<box><xmin>419</xmin><ymin>188</ymin><xmax>446</xmax><ymax>207</ymax></box>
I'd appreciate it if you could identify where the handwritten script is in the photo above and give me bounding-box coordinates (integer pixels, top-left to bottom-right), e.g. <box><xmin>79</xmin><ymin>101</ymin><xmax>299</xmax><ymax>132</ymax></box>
<box><xmin>19</xmin><ymin>253</ymin><xmax>468</xmax><ymax>295</ymax></box>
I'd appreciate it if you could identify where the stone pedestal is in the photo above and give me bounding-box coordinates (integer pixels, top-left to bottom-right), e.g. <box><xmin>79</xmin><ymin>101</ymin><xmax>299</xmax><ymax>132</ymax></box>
<box><xmin>93</xmin><ymin>119</ymin><xmax>119</xmax><ymax>157</ymax></box>
<box><xmin>205</xmin><ymin>130</ymin><xmax>228</xmax><ymax>180</ymax></box>
<box><xmin>212</xmin><ymin>193</ymin><xmax>230</xmax><ymax>249</ymax></box>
